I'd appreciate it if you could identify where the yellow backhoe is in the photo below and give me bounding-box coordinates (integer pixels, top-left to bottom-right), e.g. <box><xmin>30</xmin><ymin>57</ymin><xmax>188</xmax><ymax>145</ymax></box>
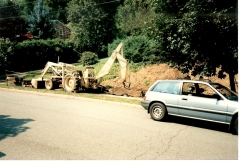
<box><xmin>31</xmin><ymin>43</ymin><xmax>129</xmax><ymax>92</ymax></box>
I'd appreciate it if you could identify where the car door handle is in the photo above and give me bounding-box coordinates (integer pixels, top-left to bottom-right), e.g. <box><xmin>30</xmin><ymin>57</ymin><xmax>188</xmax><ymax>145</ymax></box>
<box><xmin>182</xmin><ymin>98</ymin><xmax>188</xmax><ymax>100</ymax></box>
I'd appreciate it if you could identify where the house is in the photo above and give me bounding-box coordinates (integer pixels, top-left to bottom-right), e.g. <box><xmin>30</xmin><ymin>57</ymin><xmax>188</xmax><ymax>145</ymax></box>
<box><xmin>52</xmin><ymin>20</ymin><xmax>71</xmax><ymax>39</ymax></box>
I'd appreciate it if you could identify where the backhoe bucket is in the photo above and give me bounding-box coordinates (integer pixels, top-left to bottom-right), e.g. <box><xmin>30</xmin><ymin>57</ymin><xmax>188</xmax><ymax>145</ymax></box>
<box><xmin>31</xmin><ymin>78</ymin><xmax>45</xmax><ymax>89</ymax></box>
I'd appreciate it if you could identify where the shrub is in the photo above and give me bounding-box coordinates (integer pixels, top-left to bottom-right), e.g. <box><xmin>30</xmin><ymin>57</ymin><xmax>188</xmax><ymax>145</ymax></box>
<box><xmin>1</xmin><ymin>39</ymin><xmax>80</xmax><ymax>73</ymax></box>
<box><xmin>80</xmin><ymin>51</ymin><xmax>99</xmax><ymax>66</ymax></box>
<box><xmin>108</xmin><ymin>36</ymin><xmax>162</xmax><ymax>63</ymax></box>
<box><xmin>0</xmin><ymin>38</ymin><xmax>14</xmax><ymax>74</ymax></box>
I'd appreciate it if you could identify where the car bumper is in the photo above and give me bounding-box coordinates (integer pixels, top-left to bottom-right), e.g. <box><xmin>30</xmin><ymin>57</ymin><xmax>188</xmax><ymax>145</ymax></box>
<box><xmin>141</xmin><ymin>100</ymin><xmax>150</xmax><ymax>110</ymax></box>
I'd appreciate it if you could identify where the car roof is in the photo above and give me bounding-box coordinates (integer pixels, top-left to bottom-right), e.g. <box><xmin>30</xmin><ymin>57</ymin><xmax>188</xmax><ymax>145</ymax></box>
<box><xmin>155</xmin><ymin>79</ymin><xmax>216</xmax><ymax>84</ymax></box>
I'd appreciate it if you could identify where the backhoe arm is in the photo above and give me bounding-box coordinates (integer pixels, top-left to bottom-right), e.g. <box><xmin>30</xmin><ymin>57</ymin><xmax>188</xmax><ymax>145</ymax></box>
<box><xmin>95</xmin><ymin>43</ymin><xmax>128</xmax><ymax>83</ymax></box>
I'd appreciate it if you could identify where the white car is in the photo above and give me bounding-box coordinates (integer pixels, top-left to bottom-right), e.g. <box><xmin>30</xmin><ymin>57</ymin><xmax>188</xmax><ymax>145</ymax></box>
<box><xmin>141</xmin><ymin>80</ymin><xmax>238</xmax><ymax>134</ymax></box>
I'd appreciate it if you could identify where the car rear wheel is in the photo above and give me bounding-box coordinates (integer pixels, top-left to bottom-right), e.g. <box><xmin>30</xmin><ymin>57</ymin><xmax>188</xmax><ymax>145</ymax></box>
<box><xmin>150</xmin><ymin>103</ymin><xmax>167</xmax><ymax>121</ymax></box>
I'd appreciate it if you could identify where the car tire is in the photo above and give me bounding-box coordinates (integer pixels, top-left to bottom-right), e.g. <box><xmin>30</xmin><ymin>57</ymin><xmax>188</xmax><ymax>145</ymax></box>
<box><xmin>150</xmin><ymin>103</ymin><xmax>167</xmax><ymax>121</ymax></box>
<box><xmin>233</xmin><ymin>116</ymin><xmax>238</xmax><ymax>135</ymax></box>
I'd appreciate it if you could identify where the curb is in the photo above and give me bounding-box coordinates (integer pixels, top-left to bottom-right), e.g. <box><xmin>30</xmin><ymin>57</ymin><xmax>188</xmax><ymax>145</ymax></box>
<box><xmin>0</xmin><ymin>87</ymin><xmax>143</xmax><ymax>109</ymax></box>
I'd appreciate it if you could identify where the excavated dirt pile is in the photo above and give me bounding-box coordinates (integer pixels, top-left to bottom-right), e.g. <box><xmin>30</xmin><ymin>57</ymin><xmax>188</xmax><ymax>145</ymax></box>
<box><xmin>101</xmin><ymin>63</ymin><xmax>238</xmax><ymax>98</ymax></box>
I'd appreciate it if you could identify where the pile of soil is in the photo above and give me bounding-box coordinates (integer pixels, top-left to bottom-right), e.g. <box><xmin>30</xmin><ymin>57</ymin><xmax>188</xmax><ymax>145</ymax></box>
<box><xmin>102</xmin><ymin>63</ymin><xmax>238</xmax><ymax>97</ymax></box>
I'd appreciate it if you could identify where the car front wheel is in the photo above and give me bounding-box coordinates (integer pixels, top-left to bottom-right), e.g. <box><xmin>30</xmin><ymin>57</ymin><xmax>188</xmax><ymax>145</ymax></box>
<box><xmin>150</xmin><ymin>103</ymin><xmax>167</xmax><ymax>121</ymax></box>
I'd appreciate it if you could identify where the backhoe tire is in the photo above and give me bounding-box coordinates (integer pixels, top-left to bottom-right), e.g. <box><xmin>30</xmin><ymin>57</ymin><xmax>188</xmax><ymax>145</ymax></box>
<box><xmin>64</xmin><ymin>75</ymin><xmax>79</xmax><ymax>92</ymax></box>
<box><xmin>45</xmin><ymin>79</ymin><xmax>54</xmax><ymax>90</ymax></box>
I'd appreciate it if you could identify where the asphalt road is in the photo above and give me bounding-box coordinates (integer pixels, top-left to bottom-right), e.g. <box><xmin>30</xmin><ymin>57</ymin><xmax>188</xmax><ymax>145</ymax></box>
<box><xmin>0</xmin><ymin>89</ymin><xmax>238</xmax><ymax>160</ymax></box>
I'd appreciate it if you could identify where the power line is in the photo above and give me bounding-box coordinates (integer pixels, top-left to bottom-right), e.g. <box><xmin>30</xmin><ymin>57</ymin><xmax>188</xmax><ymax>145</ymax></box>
<box><xmin>93</xmin><ymin>0</ymin><xmax>120</xmax><ymax>6</ymax></box>
<box><xmin>0</xmin><ymin>0</ymin><xmax>36</xmax><ymax>9</ymax></box>
<box><xmin>0</xmin><ymin>0</ymin><xmax>120</xmax><ymax>20</ymax></box>
<box><xmin>0</xmin><ymin>0</ymin><xmax>119</xmax><ymax>10</ymax></box>
<box><xmin>0</xmin><ymin>15</ymin><xmax>27</xmax><ymax>20</ymax></box>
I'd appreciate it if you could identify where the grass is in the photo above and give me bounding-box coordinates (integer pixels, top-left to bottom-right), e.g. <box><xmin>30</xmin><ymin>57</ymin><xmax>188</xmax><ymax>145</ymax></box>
<box><xmin>22</xmin><ymin>70</ymin><xmax>43</xmax><ymax>79</ymax></box>
<box><xmin>0</xmin><ymin>83</ymin><xmax>141</xmax><ymax>106</ymax></box>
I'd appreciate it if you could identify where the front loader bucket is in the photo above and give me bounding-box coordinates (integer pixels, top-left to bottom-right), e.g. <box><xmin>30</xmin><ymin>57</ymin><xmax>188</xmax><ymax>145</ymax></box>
<box><xmin>31</xmin><ymin>78</ymin><xmax>45</xmax><ymax>89</ymax></box>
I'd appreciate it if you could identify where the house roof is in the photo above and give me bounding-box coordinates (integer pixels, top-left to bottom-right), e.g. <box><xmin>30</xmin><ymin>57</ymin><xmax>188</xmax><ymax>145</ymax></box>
<box><xmin>51</xmin><ymin>20</ymin><xmax>71</xmax><ymax>31</ymax></box>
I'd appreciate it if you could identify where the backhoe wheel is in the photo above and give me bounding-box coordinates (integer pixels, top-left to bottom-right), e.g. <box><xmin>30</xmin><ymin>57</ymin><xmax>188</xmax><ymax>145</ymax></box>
<box><xmin>45</xmin><ymin>79</ymin><xmax>54</xmax><ymax>90</ymax></box>
<box><xmin>149</xmin><ymin>103</ymin><xmax>167</xmax><ymax>121</ymax></box>
<box><xmin>64</xmin><ymin>75</ymin><xmax>79</xmax><ymax>92</ymax></box>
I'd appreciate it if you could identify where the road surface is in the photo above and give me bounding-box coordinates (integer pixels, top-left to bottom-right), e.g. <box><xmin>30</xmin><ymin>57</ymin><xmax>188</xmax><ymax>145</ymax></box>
<box><xmin>0</xmin><ymin>89</ymin><xmax>238</xmax><ymax>160</ymax></box>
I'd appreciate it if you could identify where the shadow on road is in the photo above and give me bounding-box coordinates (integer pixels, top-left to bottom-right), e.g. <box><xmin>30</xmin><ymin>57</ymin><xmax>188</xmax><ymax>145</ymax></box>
<box><xmin>166</xmin><ymin>115</ymin><xmax>230</xmax><ymax>134</ymax></box>
<box><xmin>0</xmin><ymin>152</ymin><xmax>6</xmax><ymax>158</ymax></box>
<box><xmin>0</xmin><ymin>115</ymin><xmax>34</xmax><ymax>141</ymax></box>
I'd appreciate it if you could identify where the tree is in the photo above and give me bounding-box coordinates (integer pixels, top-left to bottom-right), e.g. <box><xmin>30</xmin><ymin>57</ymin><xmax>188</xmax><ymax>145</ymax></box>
<box><xmin>0</xmin><ymin>38</ymin><xmax>13</xmax><ymax>74</ymax></box>
<box><xmin>27</xmin><ymin>0</ymin><xmax>56</xmax><ymax>39</ymax></box>
<box><xmin>67</xmin><ymin>0</ymin><xmax>121</xmax><ymax>58</ymax></box>
<box><xmin>42</xmin><ymin>0</ymin><xmax>69</xmax><ymax>23</ymax></box>
<box><xmin>0</xmin><ymin>0</ymin><xmax>27</xmax><ymax>41</ymax></box>
<box><xmin>116</xmin><ymin>0</ymin><xmax>156</xmax><ymax>37</ymax></box>
<box><xmin>152</xmin><ymin>0</ymin><xmax>238</xmax><ymax>91</ymax></box>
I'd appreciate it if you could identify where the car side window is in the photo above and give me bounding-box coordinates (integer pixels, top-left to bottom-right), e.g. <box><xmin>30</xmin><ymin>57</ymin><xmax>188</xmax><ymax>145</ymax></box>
<box><xmin>182</xmin><ymin>83</ymin><xmax>196</xmax><ymax>95</ymax></box>
<box><xmin>197</xmin><ymin>84</ymin><xmax>220</xmax><ymax>99</ymax></box>
<box><xmin>182</xmin><ymin>82</ymin><xmax>220</xmax><ymax>99</ymax></box>
<box><xmin>152</xmin><ymin>82</ymin><xmax>179</xmax><ymax>95</ymax></box>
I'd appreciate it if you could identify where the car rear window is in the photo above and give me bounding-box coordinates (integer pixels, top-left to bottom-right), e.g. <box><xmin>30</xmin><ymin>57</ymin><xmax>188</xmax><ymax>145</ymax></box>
<box><xmin>151</xmin><ymin>81</ymin><xmax>180</xmax><ymax>94</ymax></box>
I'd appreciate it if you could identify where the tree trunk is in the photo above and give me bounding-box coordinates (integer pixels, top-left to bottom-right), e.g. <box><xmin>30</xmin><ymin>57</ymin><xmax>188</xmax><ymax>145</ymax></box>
<box><xmin>229</xmin><ymin>72</ymin><xmax>236</xmax><ymax>92</ymax></box>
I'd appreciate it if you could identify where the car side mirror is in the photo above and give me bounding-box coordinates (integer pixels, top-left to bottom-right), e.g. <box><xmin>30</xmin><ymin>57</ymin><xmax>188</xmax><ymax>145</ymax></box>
<box><xmin>213</xmin><ymin>94</ymin><xmax>221</xmax><ymax>100</ymax></box>
<box><xmin>228</xmin><ymin>95</ymin><xmax>238</xmax><ymax>101</ymax></box>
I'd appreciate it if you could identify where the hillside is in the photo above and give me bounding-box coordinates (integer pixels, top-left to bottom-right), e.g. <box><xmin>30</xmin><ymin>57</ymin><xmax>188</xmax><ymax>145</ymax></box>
<box><xmin>1</xmin><ymin>62</ymin><xmax>237</xmax><ymax>98</ymax></box>
<box><xmin>101</xmin><ymin>63</ymin><xmax>238</xmax><ymax>97</ymax></box>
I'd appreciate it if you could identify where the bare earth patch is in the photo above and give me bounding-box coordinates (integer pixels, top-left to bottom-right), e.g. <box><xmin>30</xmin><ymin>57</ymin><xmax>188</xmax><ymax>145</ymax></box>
<box><xmin>102</xmin><ymin>63</ymin><xmax>238</xmax><ymax>97</ymax></box>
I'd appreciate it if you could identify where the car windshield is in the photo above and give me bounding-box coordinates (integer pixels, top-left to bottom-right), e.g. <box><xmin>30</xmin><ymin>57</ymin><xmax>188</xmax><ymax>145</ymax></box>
<box><xmin>211</xmin><ymin>83</ymin><xmax>238</xmax><ymax>101</ymax></box>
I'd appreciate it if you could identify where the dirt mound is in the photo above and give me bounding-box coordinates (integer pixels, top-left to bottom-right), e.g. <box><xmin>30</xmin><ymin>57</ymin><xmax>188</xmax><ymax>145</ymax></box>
<box><xmin>102</xmin><ymin>63</ymin><xmax>238</xmax><ymax>97</ymax></box>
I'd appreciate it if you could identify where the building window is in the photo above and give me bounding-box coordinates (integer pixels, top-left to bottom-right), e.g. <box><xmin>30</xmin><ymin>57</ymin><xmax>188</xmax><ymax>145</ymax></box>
<box><xmin>59</xmin><ymin>29</ymin><xmax>64</xmax><ymax>35</ymax></box>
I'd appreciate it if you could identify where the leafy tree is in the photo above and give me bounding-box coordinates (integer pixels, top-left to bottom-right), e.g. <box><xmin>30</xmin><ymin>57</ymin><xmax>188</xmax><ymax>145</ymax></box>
<box><xmin>15</xmin><ymin>0</ymin><xmax>36</xmax><ymax>19</ymax></box>
<box><xmin>67</xmin><ymin>0</ymin><xmax>121</xmax><ymax>58</ymax></box>
<box><xmin>27</xmin><ymin>0</ymin><xmax>56</xmax><ymax>39</ymax></box>
<box><xmin>152</xmin><ymin>0</ymin><xmax>238</xmax><ymax>91</ymax></box>
<box><xmin>0</xmin><ymin>38</ymin><xmax>13</xmax><ymax>74</ymax></box>
<box><xmin>0</xmin><ymin>0</ymin><xmax>27</xmax><ymax>41</ymax></box>
<box><xmin>116</xmin><ymin>0</ymin><xmax>156</xmax><ymax>37</ymax></box>
<box><xmin>42</xmin><ymin>0</ymin><xmax>69</xmax><ymax>23</ymax></box>
<box><xmin>108</xmin><ymin>36</ymin><xmax>161</xmax><ymax>63</ymax></box>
